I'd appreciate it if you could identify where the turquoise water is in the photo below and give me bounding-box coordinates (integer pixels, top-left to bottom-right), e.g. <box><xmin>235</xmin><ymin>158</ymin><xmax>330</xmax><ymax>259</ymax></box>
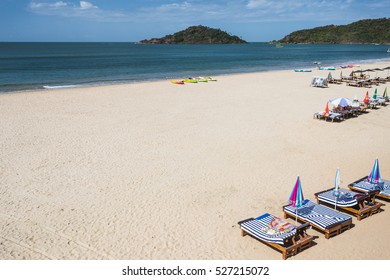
<box><xmin>0</xmin><ymin>42</ymin><xmax>389</xmax><ymax>92</ymax></box>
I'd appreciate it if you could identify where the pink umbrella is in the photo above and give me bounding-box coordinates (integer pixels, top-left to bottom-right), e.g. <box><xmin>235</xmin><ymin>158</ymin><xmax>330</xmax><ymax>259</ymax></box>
<box><xmin>288</xmin><ymin>176</ymin><xmax>305</xmax><ymax>225</ymax></box>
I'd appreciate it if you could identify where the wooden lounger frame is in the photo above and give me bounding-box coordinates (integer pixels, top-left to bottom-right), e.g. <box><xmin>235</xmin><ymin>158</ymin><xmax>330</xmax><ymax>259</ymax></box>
<box><xmin>238</xmin><ymin>218</ymin><xmax>313</xmax><ymax>260</ymax></box>
<box><xmin>348</xmin><ymin>176</ymin><xmax>390</xmax><ymax>201</ymax></box>
<box><xmin>314</xmin><ymin>188</ymin><xmax>383</xmax><ymax>221</ymax></box>
<box><xmin>282</xmin><ymin>205</ymin><xmax>352</xmax><ymax>239</ymax></box>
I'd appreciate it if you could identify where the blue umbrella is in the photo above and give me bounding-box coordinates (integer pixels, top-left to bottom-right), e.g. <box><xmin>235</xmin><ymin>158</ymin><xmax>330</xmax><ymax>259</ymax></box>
<box><xmin>367</xmin><ymin>158</ymin><xmax>381</xmax><ymax>185</ymax></box>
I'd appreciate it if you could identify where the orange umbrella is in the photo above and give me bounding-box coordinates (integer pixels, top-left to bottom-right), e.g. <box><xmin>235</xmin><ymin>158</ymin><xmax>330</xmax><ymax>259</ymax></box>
<box><xmin>324</xmin><ymin>102</ymin><xmax>329</xmax><ymax>116</ymax></box>
<box><xmin>363</xmin><ymin>91</ymin><xmax>370</xmax><ymax>104</ymax></box>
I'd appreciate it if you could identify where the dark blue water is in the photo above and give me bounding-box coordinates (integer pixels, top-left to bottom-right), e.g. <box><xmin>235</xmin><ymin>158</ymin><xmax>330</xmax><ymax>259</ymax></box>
<box><xmin>0</xmin><ymin>42</ymin><xmax>389</xmax><ymax>92</ymax></box>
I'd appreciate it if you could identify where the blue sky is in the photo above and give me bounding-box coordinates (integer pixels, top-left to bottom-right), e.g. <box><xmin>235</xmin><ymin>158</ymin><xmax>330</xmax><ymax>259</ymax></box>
<box><xmin>1</xmin><ymin>0</ymin><xmax>389</xmax><ymax>42</ymax></box>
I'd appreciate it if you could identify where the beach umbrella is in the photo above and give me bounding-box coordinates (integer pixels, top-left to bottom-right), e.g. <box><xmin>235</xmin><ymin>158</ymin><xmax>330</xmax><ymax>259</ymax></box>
<box><xmin>328</xmin><ymin>72</ymin><xmax>333</xmax><ymax>81</ymax></box>
<box><xmin>363</xmin><ymin>91</ymin><xmax>370</xmax><ymax>104</ymax></box>
<box><xmin>364</xmin><ymin>69</ymin><xmax>375</xmax><ymax>78</ymax></box>
<box><xmin>383</xmin><ymin>87</ymin><xmax>388</xmax><ymax>99</ymax></box>
<box><xmin>324</xmin><ymin>102</ymin><xmax>329</xmax><ymax>116</ymax></box>
<box><xmin>373</xmin><ymin>88</ymin><xmax>378</xmax><ymax>99</ymax></box>
<box><xmin>354</xmin><ymin>70</ymin><xmax>364</xmax><ymax>78</ymax></box>
<box><xmin>352</xmin><ymin>96</ymin><xmax>360</xmax><ymax>107</ymax></box>
<box><xmin>332</xmin><ymin>168</ymin><xmax>341</xmax><ymax>210</ymax></box>
<box><xmin>372</xmin><ymin>68</ymin><xmax>383</xmax><ymax>78</ymax></box>
<box><xmin>367</xmin><ymin>158</ymin><xmax>381</xmax><ymax>185</ymax></box>
<box><xmin>329</xmin><ymin>97</ymin><xmax>352</xmax><ymax>107</ymax></box>
<box><xmin>288</xmin><ymin>176</ymin><xmax>305</xmax><ymax>225</ymax></box>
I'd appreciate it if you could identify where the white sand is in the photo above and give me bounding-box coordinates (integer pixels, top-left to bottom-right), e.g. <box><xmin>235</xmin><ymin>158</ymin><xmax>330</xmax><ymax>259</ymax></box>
<box><xmin>1</xmin><ymin>61</ymin><xmax>390</xmax><ymax>260</ymax></box>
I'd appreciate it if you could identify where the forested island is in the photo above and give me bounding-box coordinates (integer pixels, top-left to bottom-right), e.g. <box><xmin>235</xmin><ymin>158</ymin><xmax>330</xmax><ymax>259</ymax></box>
<box><xmin>139</xmin><ymin>25</ymin><xmax>247</xmax><ymax>44</ymax></box>
<box><xmin>277</xmin><ymin>18</ymin><xmax>390</xmax><ymax>44</ymax></box>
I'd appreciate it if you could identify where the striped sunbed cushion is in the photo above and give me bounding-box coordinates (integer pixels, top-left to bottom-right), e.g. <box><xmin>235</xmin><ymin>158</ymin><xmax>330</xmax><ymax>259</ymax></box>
<box><xmin>352</xmin><ymin>179</ymin><xmax>390</xmax><ymax>198</ymax></box>
<box><xmin>240</xmin><ymin>213</ymin><xmax>296</xmax><ymax>245</ymax></box>
<box><xmin>284</xmin><ymin>200</ymin><xmax>352</xmax><ymax>230</ymax></box>
<box><xmin>317</xmin><ymin>188</ymin><xmax>361</xmax><ymax>207</ymax></box>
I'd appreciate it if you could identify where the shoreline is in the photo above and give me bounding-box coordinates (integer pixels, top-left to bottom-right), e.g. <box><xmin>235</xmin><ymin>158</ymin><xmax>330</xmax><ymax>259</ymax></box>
<box><xmin>1</xmin><ymin>59</ymin><xmax>390</xmax><ymax>260</ymax></box>
<box><xmin>2</xmin><ymin>57</ymin><xmax>390</xmax><ymax>95</ymax></box>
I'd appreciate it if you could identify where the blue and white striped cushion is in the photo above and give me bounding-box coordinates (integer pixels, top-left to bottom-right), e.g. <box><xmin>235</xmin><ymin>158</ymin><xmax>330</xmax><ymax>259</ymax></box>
<box><xmin>317</xmin><ymin>188</ymin><xmax>359</xmax><ymax>207</ymax></box>
<box><xmin>284</xmin><ymin>200</ymin><xmax>352</xmax><ymax>230</ymax></box>
<box><xmin>352</xmin><ymin>179</ymin><xmax>390</xmax><ymax>197</ymax></box>
<box><xmin>240</xmin><ymin>213</ymin><xmax>296</xmax><ymax>245</ymax></box>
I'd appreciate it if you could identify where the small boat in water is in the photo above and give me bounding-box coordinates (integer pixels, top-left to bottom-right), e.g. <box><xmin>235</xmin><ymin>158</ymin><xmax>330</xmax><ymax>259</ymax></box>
<box><xmin>318</xmin><ymin>66</ymin><xmax>336</xmax><ymax>71</ymax></box>
<box><xmin>387</xmin><ymin>48</ymin><xmax>390</xmax><ymax>53</ymax></box>
<box><xmin>275</xmin><ymin>44</ymin><xmax>284</xmax><ymax>48</ymax></box>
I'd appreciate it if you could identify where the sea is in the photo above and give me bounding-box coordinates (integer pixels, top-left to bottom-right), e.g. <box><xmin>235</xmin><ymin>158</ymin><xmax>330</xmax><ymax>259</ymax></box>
<box><xmin>0</xmin><ymin>42</ymin><xmax>389</xmax><ymax>93</ymax></box>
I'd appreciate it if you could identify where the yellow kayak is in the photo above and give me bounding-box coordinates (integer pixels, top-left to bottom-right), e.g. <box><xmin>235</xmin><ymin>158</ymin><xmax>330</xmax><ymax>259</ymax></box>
<box><xmin>183</xmin><ymin>78</ymin><xmax>198</xmax><ymax>83</ymax></box>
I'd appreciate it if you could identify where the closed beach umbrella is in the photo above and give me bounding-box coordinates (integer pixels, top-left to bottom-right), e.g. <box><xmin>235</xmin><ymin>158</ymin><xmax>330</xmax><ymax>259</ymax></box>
<box><xmin>324</xmin><ymin>102</ymin><xmax>329</xmax><ymax>116</ymax></box>
<box><xmin>383</xmin><ymin>87</ymin><xmax>388</xmax><ymax>99</ymax></box>
<box><xmin>373</xmin><ymin>88</ymin><xmax>378</xmax><ymax>99</ymax></box>
<box><xmin>329</xmin><ymin>97</ymin><xmax>352</xmax><ymax>107</ymax></box>
<box><xmin>332</xmin><ymin>168</ymin><xmax>341</xmax><ymax>210</ymax></box>
<box><xmin>288</xmin><ymin>176</ymin><xmax>305</xmax><ymax>225</ymax></box>
<box><xmin>363</xmin><ymin>91</ymin><xmax>370</xmax><ymax>104</ymax></box>
<box><xmin>367</xmin><ymin>158</ymin><xmax>381</xmax><ymax>185</ymax></box>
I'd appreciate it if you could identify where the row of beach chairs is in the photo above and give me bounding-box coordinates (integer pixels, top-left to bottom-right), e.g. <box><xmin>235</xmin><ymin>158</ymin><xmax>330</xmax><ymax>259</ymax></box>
<box><xmin>314</xmin><ymin>89</ymin><xmax>388</xmax><ymax>122</ymax></box>
<box><xmin>328</xmin><ymin>71</ymin><xmax>390</xmax><ymax>88</ymax></box>
<box><xmin>238</xmin><ymin>176</ymin><xmax>389</xmax><ymax>260</ymax></box>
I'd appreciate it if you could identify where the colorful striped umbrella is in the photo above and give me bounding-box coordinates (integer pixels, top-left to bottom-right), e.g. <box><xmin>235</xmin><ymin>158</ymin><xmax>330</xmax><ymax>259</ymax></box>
<box><xmin>367</xmin><ymin>158</ymin><xmax>381</xmax><ymax>185</ymax></box>
<box><xmin>288</xmin><ymin>176</ymin><xmax>305</xmax><ymax>225</ymax></box>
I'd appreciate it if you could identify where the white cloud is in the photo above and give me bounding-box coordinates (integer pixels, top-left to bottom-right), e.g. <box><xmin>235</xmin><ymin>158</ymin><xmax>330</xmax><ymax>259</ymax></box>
<box><xmin>29</xmin><ymin>1</ymin><xmax>110</xmax><ymax>20</ymax></box>
<box><xmin>160</xmin><ymin>1</ymin><xmax>192</xmax><ymax>9</ymax></box>
<box><xmin>79</xmin><ymin>1</ymin><xmax>97</xmax><ymax>10</ymax></box>
<box><xmin>247</xmin><ymin>0</ymin><xmax>271</xmax><ymax>9</ymax></box>
<box><xmin>30</xmin><ymin>1</ymin><xmax>68</xmax><ymax>9</ymax></box>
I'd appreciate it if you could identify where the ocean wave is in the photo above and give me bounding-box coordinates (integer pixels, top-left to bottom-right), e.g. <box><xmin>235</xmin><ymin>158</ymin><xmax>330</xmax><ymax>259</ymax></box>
<box><xmin>43</xmin><ymin>85</ymin><xmax>79</xmax><ymax>89</ymax></box>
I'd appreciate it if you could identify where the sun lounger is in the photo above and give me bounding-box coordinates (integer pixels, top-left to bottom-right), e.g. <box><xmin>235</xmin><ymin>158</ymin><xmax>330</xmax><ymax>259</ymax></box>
<box><xmin>373</xmin><ymin>98</ymin><xmax>386</xmax><ymax>106</ymax></box>
<box><xmin>238</xmin><ymin>213</ymin><xmax>313</xmax><ymax>260</ymax></box>
<box><xmin>313</xmin><ymin>112</ymin><xmax>343</xmax><ymax>122</ymax></box>
<box><xmin>314</xmin><ymin>188</ymin><xmax>382</xmax><ymax>220</ymax></box>
<box><xmin>347</xmin><ymin>80</ymin><xmax>362</xmax><ymax>87</ymax></box>
<box><xmin>283</xmin><ymin>199</ymin><xmax>352</xmax><ymax>239</ymax></box>
<box><xmin>348</xmin><ymin>176</ymin><xmax>390</xmax><ymax>201</ymax></box>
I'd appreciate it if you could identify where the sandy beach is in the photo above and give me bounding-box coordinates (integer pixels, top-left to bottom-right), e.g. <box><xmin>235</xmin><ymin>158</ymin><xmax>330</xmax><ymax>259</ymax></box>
<box><xmin>1</xmin><ymin>61</ymin><xmax>390</xmax><ymax>260</ymax></box>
